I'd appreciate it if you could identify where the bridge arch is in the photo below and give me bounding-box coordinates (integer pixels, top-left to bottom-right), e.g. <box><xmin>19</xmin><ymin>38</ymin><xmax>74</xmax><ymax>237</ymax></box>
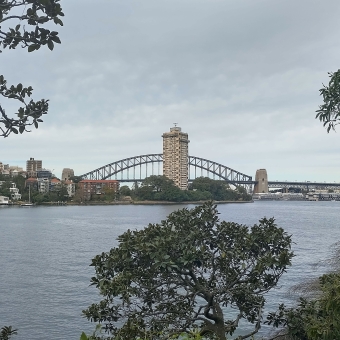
<box><xmin>188</xmin><ymin>156</ymin><xmax>252</xmax><ymax>183</ymax></box>
<box><xmin>80</xmin><ymin>154</ymin><xmax>252</xmax><ymax>187</ymax></box>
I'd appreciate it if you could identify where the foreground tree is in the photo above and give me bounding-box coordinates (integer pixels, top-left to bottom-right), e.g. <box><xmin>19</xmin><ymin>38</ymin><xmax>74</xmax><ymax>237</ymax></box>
<box><xmin>84</xmin><ymin>202</ymin><xmax>293</xmax><ymax>340</ymax></box>
<box><xmin>267</xmin><ymin>272</ymin><xmax>340</xmax><ymax>340</ymax></box>
<box><xmin>0</xmin><ymin>326</ymin><xmax>17</xmax><ymax>340</ymax></box>
<box><xmin>316</xmin><ymin>69</ymin><xmax>340</xmax><ymax>132</ymax></box>
<box><xmin>267</xmin><ymin>242</ymin><xmax>340</xmax><ymax>340</ymax></box>
<box><xmin>0</xmin><ymin>0</ymin><xmax>64</xmax><ymax>137</ymax></box>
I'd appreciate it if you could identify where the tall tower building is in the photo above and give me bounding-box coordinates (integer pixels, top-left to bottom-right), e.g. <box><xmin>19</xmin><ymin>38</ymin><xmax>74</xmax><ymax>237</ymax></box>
<box><xmin>26</xmin><ymin>157</ymin><xmax>42</xmax><ymax>177</ymax></box>
<box><xmin>162</xmin><ymin>126</ymin><xmax>189</xmax><ymax>190</ymax></box>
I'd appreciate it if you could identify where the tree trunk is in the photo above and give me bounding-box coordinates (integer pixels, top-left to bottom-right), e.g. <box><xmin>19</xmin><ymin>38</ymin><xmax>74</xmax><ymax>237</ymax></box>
<box><xmin>200</xmin><ymin>302</ymin><xmax>227</xmax><ymax>340</ymax></box>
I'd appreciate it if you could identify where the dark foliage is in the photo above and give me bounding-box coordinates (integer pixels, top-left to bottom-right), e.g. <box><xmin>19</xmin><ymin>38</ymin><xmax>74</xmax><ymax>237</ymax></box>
<box><xmin>0</xmin><ymin>0</ymin><xmax>64</xmax><ymax>137</ymax></box>
<box><xmin>0</xmin><ymin>326</ymin><xmax>17</xmax><ymax>340</ymax></box>
<box><xmin>266</xmin><ymin>272</ymin><xmax>340</xmax><ymax>340</ymax></box>
<box><xmin>316</xmin><ymin>69</ymin><xmax>340</xmax><ymax>132</ymax></box>
<box><xmin>84</xmin><ymin>202</ymin><xmax>293</xmax><ymax>340</ymax></box>
<box><xmin>130</xmin><ymin>175</ymin><xmax>251</xmax><ymax>202</ymax></box>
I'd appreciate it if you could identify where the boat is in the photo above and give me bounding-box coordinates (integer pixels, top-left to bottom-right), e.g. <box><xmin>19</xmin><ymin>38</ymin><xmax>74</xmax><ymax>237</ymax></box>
<box><xmin>20</xmin><ymin>186</ymin><xmax>34</xmax><ymax>207</ymax></box>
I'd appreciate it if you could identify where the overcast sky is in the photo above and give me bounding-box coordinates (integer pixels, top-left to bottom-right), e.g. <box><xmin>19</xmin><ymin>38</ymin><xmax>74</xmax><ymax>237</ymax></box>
<box><xmin>1</xmin><ymin>0</ymin><xmax>340</xmax><ymax>182</ymax></box>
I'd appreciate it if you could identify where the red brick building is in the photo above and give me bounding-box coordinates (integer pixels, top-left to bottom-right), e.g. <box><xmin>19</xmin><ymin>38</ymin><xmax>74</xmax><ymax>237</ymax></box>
<box><xmin>78</xmin><ymin>180</ymin><xmax>120</xmax><ymax>200</ymax></box>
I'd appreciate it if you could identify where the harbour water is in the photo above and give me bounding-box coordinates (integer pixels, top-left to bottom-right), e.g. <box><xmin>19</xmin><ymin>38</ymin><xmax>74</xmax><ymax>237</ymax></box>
<box><xmin>1</xmin><ymin>201</ymin><xmax>340</xmax><ymax>339</ymax></box>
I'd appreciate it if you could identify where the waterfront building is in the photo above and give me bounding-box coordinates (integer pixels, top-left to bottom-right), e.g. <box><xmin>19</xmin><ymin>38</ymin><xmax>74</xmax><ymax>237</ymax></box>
<box><xmin>26</xmin><ymin>158</ymin><xmax>42</xmax><ymax>177</ymax></box>
<box><xmin>78</xmin><ymin>180</ymin><xmax>120</xmax><ymax>201</ymax></box>
<box><xmin>162</xmin><ymin>126</ymin><xmax>190</xmax><ymax>190</ymax></box>
<box><xmin>50</xmin><ymin>178</ymin><xmax>61</xmax><ymax>191</ymax></box>
<box><xmin>37</xmin><ymin>178</ymin><xmax>50</xmax><ymax>193</ymax></box>
<box><xmin>63</xmin><ymin>180</ymin><xmax>76</xmax><ymax>197</ymax></box>
<box><xmin>9</xmin><ymin>183</ymin><xmax>21</xmax><ymax>200</ymax></box>
<box><xmin>0</xmin><ymin>196</ymin><xmax>9</xmax><ymax>204</ymax></box>
<box><xmin>25</xmin><ymin>177</ymin><xmax>38</xmax><ymax>191</ymax></box>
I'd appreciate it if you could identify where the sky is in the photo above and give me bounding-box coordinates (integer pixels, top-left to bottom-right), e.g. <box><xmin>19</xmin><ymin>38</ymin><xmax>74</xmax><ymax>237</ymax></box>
<box><xmin>1</xmin><ymin>0</ymin><xmax>340</xmax><ymax>182</ymax></box>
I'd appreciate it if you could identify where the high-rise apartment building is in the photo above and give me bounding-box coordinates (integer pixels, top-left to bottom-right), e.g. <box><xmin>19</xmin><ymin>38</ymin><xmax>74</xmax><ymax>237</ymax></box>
<box><xmin>26</xmin><ymin>157</ymin><xmax>42</xmax><ymax>177</ymax></box>
<box><xmin>162</xmin><ymin>126</ymin><xmax>189</xmax><ymax>190</ymax></box>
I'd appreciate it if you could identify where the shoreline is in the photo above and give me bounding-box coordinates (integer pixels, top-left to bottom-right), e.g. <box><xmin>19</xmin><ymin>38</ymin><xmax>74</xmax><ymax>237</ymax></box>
<box><xmin>7</xmin><ymin>200</ymin><xmax>253</xmax><ymax>206</ymax></box>
<box><xmin>66</xmin><ymin>200</ymin><xmax>253</xmax><ymax>206</ymax></box>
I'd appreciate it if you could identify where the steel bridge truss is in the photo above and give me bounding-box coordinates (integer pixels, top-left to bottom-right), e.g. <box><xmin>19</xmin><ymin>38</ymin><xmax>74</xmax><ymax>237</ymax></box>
<box><xmin>81</xmin><ymin>154</ymin><xmax>163</xmax><ymax>182</ymax></box>
<box><xmin>80</xmin><ymin>154</ymin><xmax>253</xmax><ymax>190</ymax></box>
<box><xmin>188</xmin><ymin>156</ymin><xmax>252</xmax><ymax>186</ymax></box>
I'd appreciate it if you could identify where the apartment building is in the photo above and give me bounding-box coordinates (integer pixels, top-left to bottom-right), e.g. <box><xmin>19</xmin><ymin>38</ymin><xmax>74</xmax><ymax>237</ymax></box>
<box><xmin>162</xmin><ymin>126</ymin><xmax>190</xmax><ymax>190</ymax></box>
<box><xmin>26</xmin><ymin>158</ymin><xmax>42</xmax><ymax>177</ymax></box>
<box><xmin>78</xmin><ymin>180</ymin><xmax>120</xmax><ymax>200</ymax></box>
<box><xmin>63</xmin><ymin>180</ymin><xmax>76</xmax><ymax>197</ymax></box>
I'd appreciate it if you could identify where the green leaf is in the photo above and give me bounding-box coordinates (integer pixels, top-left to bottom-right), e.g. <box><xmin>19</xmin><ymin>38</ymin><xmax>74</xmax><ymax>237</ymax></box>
<box><xmin>54</xmin><ymin>17</ymin><xmax>64</xmax><ymax>26</ymax></box>
<box><xmin>51</xmin><ymin>35</ymin><xmax>61</xmax><ymax>44</ymax></box>
<box><xmin>80</xmin><ymin>332</ymin><xmax>89</xmax><ymax>340</ymax></box>
<box><xmin>28</xmin><ymin>45</ymin><xmax>36</xmax><ymax>52</ymax></box>
<box><xmin>47</xmin><ymin>40</ymin><xmax>54</xmax><ymax>51</ymax></box>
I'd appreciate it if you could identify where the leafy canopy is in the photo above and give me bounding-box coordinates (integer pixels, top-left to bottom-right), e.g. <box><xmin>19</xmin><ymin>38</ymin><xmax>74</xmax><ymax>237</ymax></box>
<box><xmin>267</xmin><ymin>272</ymin><xmax>340</xmax><ymax>340</ymax></box>
<box><xmin>0</xmin><ymin>0</ymin><xmax>64</xmax><ymax>137</ymax></box>
<box><xmin>0</xmin><ymin>326</ymin><xmax>17</xmax><ymax>340</ymax></box>
<box><xmin>84</xmin><ymin>202</ymin><xmax>293</xmax><ymax>340</ymax></box>
<box><xmin>316</xmin><ymin>69</ymin><xmax>340</xmax><ymax>132</ymax></box>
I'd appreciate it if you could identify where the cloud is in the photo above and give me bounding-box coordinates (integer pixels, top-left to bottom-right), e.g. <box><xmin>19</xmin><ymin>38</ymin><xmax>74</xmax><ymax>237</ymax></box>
<box><xmin>2</xmin><ymin>0</ymin><xmax>340</xmax><ymax>182</ymax></box>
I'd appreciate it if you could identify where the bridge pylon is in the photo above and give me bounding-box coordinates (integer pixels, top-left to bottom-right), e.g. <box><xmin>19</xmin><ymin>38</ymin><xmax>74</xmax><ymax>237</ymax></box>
<box><xmin>253</xmin><ymin>169</ymin><xmax>268</xmax><ymax>193</ymax></box>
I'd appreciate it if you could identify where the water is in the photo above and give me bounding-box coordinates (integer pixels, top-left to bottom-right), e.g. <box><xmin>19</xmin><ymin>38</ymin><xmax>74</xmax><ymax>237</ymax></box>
<box><xmin>1</xmin><ymin>201</ymin><xmax>340</xmax><ymax>339</ymax></box>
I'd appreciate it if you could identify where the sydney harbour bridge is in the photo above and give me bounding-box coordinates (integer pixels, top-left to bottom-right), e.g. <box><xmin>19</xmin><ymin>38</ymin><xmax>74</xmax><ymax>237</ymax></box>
<box><xmin>80</xmin><ymin>153</ymin><xmax>340</xmax><ymax>192</ymax></box>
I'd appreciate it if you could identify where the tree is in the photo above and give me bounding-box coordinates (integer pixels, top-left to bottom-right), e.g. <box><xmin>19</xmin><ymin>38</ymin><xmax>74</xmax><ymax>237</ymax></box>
<box><xmin>0</xmin><ymin>0</ymin><xmax>64</xmax><ymax>137</ymax></box>
<box><xmin>83</xmin><ymin>202</ymin><xmax>293</xmax><ymax>340</ymax></box>
<box><xmin>316</xmin><ymin>69</ymin><xmax>340</xmax><ymax>132</ymax></box>
<box><xmin>141</xmin><ymin>175</ymin><xmax>176</xmax><ymax>193</ymax></box>
<box><xmin>119</xmin><ymin>185</ymin><xmax>131</xmax><ymax>197</ymax></box>
<box><xmin>190</xmin><ymin>177</ymin><xmax>218</xmax><ymax>193</ymax></box>
<box><xmin>0</xmin><ymin>326</ymin><xmax>17</xmax><ymax>340</ymax></box>
<box><xmin>134</xmin><ymin>175</ymin><xmax>187</xmax><ymax>201</ymax></box>
<box><xmin>267</xmin><ymin>272</ymin><xmax>340</xmax><ymax>340</ymax></box>
<box><xmin>190</xmin><ymin>177</ymin><xmax>251</xmax><ymax>201</ymax></box>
